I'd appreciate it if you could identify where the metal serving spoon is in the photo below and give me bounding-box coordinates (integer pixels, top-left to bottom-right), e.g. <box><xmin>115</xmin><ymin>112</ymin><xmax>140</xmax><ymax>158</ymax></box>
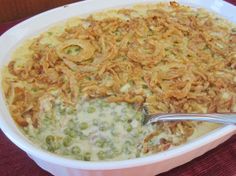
<box><xmin>142</xmin><ymin>108</ymin><xmax>236</xmax><ymax>125</ymax></box>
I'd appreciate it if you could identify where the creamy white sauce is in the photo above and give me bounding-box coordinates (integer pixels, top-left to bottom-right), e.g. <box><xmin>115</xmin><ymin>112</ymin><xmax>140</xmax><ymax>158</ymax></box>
<box><xmin>22</xmin><ymin>96</ymin><xmax>220</xmax><ymax>161</ymax></box>
<box><xmin>23</xmin><ymin>98</ymin><xmax>155</xmax><ymax>161</ymax></box>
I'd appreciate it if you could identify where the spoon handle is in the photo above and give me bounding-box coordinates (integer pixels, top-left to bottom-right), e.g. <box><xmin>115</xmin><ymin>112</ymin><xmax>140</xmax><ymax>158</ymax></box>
<box><xmin>146</xmin><ymin>113</ymin><xmax>236</xmax><ymax>125</ymax></box>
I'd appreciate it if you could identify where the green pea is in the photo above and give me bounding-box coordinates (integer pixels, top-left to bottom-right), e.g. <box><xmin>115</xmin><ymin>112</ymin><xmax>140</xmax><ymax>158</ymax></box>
<box><xmin>110</xmin><ymin>148</ymin><xmax>120</xmax><ymax>156</ymax></box>
<box><xmin>66</xmin><ymin>107</ymin><xmax>76</xmax><ymax>115</ymax></box>
<box><xmin>128</xmin><ymin>80</ymin><xmax>134</xmax><ymax>85</ymax></box>
<box><xmin>126</xmin><ymin>124</ymin><xmax>132</xmax><ymax>132</ymax></box>
<box><xmin>79</xmin><ymin>122</ymin><xmax>88</xmax><ymax>130</ymax></box>
<box><xmin>231</xmin><ymin>28</ymin><xmax>236</xmax><ymax>34</ymax></box>
<box><xmin>23</xmin><ymin>127</ymin><xmax>29</xmax><ymax>133</ymax></box>
<box><xmin>47</xmin><ymin>145</ymin><xmax>55</xmax><ymax>152</ymax></box>
<box><xmin>75</xmin><ymin>47</ymin><xmax>81</xmax><ymax>52</ymax></box>
<box><xmin>104</xmin><ymin>148</ymin><xmax>118</xmax><ymax>159</ymax></box>
<box><xmin>87</xmin><ymin>106</ymin><xmax>96</xmax><ymax>113</ymax></box>
<box><xmin>64</xmin><ymin>128</ymin><xmax>70</xmax><ymax>135</ymax></box>
<box><xmin>83</xmin><ymin>152</ymin><xmax>91</xmax><ymax>161</ymax></box>
<box><xmin>44</xmin><ymin>113</ymin><xmax>50</xmax><ymax>119</ymax></box>
<box><xmin>66</xmin><ymin>49</ymin><xmax>72</xmax><ymax>54</ymax></box>
<box><xmin>107</xmin><ymin>140</ymin><xmax>114</xmax><ymax>148</ymax></box>
<box><xmin>132</xmin><ymin>132</ymin><xmax>140</xmax><ymax>138</ymax></box>
<box><xmin>148</xmin><ymin>140</ymin><xmax>154</xmax><ymax>146</ymax></box>
<box><xmin>71</xmin><ymin>146</ymin><xmax>81</xmax><ymax>154</ymax></box>
<box><xmin>125</xmin><ymin>140</ymin><xmax>133</xmax><ymax>145</ymax></box>
<box><xmin>114</xmin><ymin>115</ymin><xmax>120</xmax><ymax>121</ymax></box>
<box><xmin>92</xmin><ymin>119</ymin><xmax>99</xmax><ymax>125</ymax></box>
<box><xmin>142</xmin><ymin>84</ymin><xmax>148</xmax><ymax>89</ymax></box>
<box><xmin>99</xmin><ymin>122</ymin><xmax>109</xmax><ymax>131</ymax></box>
<box><xmin>31</xmin><ymin>87</ymin><xmax>38</xmax><ymax>92</ymax></box>
<box><xmin>101</xmin><ymin>101</ymin><xmax>109</xmax><ymax>108</ymax></box>
<box><xmin>47</xmin><ymin>32</ymin><xmax>53</xmax><ymax>35</ymax></box>
<box><xmin>122</xmin><ymin>146</ymin><xmax>132</xmax><ymax>154</ymax></box>
<box><xmin>59</xmin><ymin>106</ymin><xmax>66</xmax><ymax>115</ymax></box>
<box><xmin>63</xmin><ymin>136</ymin><xmax>72</xmax><ymax>147</ymax></box>
<box><xmin>64</xmin><ymin>128</ymin><xmax>77</xmax><ymax>138</ymax></box>
<box><xmin>67</xmin><ymin>120</ymin><xmax>76</xmax><ymax>128</ymax></box>
<box><xmin>78</xmin><ymin>131</ymin><xmax>87</xmax><ymax>140</ymax></box>
<box><xmin>75</xmin><ymin>154</ymin><xmax>83</xmax><ymax>160</ymax></box>
<box><xmin>121</xmin><ymin>108</ymin><xmax>127</xmax><ymax>113</ymax></box>
<box><xmin>105</xmin><ymin>151</ymin><xmax>113</xmax><ymax>159</ymax></box>
<box><xmin>42</xmin><ymin>118</ymin><xmax>52</xmax><ymax>127</ymax></box>
<box><xmin>45</xmin><ymin>135</ymin><xmax>55</xmax><ymax>145</ymax></box>
<box><xmin>85</xmin><ymin>76</ymin><xmax>92</xmax><ymax>80</ymax></box>
<box><xmin>97</xmin><ymin>151</ymin><xmax>106</xmax><ymax>160</ymax></box>
<box><xmin>63</xmin><ymin>149</ymin><xmax>70</xmax><ymax>155</ymax></box>
<box><xmin>111</xmin><ymin>129</ymin><xmax>119</xmax><ymax>136</ymax></box>
<box><xmin>135</xmin><ymin>114</ymin><xmax>142</xmax><ymax>121</ymax></box>
<box><xmin>136</xmin><ymin>152</ymin><xmax>141</xmax><ymax>158</ymax></box>
<box><xmin>95</xmin><ymin>138</ymin><xmax>106</xmax><ymax>147</ymax></box>
<box><xmin>127</xmin><ymin>119</ymin><xmax>132</xmax><ymax>123</ymax></box>
<box><xmin>45</xmin><ymin>135</ymin><xmax>60</xmax><ymax>151</ymax></box>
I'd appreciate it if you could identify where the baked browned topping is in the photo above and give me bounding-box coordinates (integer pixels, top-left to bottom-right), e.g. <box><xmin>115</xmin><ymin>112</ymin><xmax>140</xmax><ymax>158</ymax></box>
<box><xmin>2</xmin><ymin>1</ymin><xmax>236</xmax><ymax>137</ymax></box>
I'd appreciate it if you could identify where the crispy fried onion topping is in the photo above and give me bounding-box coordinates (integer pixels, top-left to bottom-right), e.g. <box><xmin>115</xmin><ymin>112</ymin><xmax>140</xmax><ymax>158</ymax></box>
<box><xmin>2</xmin><ymin>2</ymin><xmax>236</xmax><ymax>152</ymax></box>
<box><xmin>57</xmin><ymin>39</ymin><xmax>95</xmax><ymax>62</ymax></box>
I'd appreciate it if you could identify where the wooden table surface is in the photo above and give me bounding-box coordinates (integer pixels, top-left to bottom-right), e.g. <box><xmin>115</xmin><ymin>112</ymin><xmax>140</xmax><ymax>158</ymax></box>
<box><xmin>0</xmin><ymin>0</ymin><xmax>81</xmax><ymax>23</ymax></box>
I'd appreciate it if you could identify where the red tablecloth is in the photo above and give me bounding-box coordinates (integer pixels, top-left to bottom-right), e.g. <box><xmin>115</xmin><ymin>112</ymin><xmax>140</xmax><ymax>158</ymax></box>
<box><xmin>0</xmin><ymin>1</ymin><xmax>236</xmax><ymax>176</ymax></box>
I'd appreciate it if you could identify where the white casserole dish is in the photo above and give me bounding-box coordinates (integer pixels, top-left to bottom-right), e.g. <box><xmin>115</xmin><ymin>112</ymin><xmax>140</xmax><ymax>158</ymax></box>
<box><xmin>0</xmin><ymin>0</ymin><xmax>235</xmax><ymax>175</ymax></box>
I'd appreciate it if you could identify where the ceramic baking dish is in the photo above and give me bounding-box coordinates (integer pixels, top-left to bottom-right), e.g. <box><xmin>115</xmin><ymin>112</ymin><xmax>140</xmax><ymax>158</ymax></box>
<box><xmin>0</xmin><ymin>0</ymin><xmax>235</xmax><ymax>175</ymax></box>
